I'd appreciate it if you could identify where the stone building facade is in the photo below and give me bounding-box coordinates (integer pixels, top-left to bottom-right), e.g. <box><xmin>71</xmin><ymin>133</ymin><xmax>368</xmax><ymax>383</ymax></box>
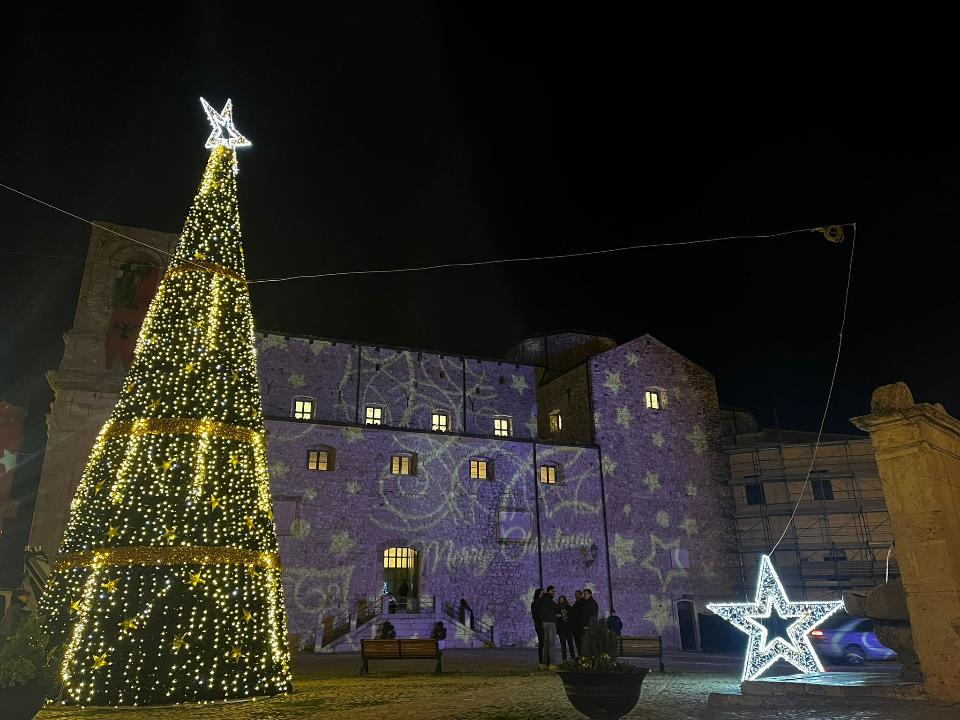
<box><xmin>30</xmin><ymin>225</ymin><xmax>739</xmax><ymax>650</ymax></box>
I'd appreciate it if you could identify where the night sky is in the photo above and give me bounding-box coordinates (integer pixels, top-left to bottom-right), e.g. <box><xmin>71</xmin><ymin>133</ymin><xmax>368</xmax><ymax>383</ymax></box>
<box><xmin>2</xmin><ymin>8</ymin><xmax>959</xmax><ymax>572</ymax></box>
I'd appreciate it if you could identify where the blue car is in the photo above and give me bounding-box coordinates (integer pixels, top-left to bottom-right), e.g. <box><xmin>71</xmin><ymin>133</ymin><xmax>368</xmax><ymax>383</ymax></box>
<box><xmin>810</xmin><ymin>618</ymin><xmax>897</xmax><ymax>664</ymax></box>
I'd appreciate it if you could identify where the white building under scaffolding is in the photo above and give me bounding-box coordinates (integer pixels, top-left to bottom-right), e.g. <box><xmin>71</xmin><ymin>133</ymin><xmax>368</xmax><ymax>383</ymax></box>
<box><xmin>722</xmin><ymin>407</ymin><xmax>897</xmax><ymax>600</ymax></box>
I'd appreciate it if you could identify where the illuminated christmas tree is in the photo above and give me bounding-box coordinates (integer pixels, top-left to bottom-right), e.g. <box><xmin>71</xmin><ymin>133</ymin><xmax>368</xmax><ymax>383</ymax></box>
<box><xmin>41</xmin><ymin>99</ymin><xmax>292</xmax><ymax>706</ymax></box>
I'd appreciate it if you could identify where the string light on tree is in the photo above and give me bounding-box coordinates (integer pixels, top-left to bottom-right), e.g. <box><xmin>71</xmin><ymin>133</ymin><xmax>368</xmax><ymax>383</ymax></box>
<box><xmin>40</xmin><ymin>98</ymin><xmax>291</xmax><ymax>706</ymax></box>
<box><xmin>707</xmin><ymin>555</ymin><xmax>843</xmax><ymax>682</ymax></box>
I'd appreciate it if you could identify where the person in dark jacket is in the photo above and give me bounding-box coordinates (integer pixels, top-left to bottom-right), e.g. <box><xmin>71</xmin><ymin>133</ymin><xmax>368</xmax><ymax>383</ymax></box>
<box><xmin>538</xmin><ymin>586</ymin><xmax>559</xmax><ymax>669</ymax></box>
<box><xmin>556</xmin><ymin>595</ymin><xmax>576</xmax><ymax>662</ymax></box>
<box><xmin>531</xmin><ymin>588</ymin><xmax>544</xmax><ymax>667</ymax></box>
<box><xmin>607</xmin><ymin>612</ymin><xmax>623</xmax><ymax>635</ymax></box>
<box><xmin>570</xmin><ymin>589</ymin><xmax>585</xmax><ymax>657</ymax></box>
<box><xmin>582</xmin><ymin>588</ymin><xmax>600</xmax><ymax>627</ymax></box>
<box><xmin>431</xmin><ymin>621</ymin><xmax>448</xmax><ymax>650</ymax></box>
<box><xmin>378</xmin><ymin>621</ymin><xmax>396</xmax><ymax>639</ymax></box>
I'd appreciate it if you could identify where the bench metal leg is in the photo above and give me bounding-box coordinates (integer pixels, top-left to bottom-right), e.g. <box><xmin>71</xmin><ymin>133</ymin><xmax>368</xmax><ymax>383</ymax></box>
<box><xmin>360</xmin><ymin>659</ymin><xmax>368</xmax><ymax>675</ymax></box>
<box><xmin>659</xmin><ymin>657</ymin><xmax>665</xmax><ymax>673</ymax></box>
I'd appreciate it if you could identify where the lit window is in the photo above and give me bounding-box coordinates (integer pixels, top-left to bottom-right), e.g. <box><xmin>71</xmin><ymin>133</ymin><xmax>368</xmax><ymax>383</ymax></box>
<box><xmin>431</xmin><ymin>412</ymin><xmax>449</xmax><ymax>432</ymax></box>
<box><xmin>307</xmin><ymin>450</ymin><xmax>330</xmax><ymax>471</ymax></box>
<box><xmin>549</xmin><ymin>410</ymin><xmax>562</xmax><ymax>433</ymax></box>
<box><xmin>293</xmin><ymin>397</ymin><xmax>314</xmax><ymax>420</ymax></box>
<box><xmin>494</xmin><ymin>417</ymin><xmax>512</xmax><ymax>437</ymax></box>
<box><xmin>540</xmin><ymin>465</ymin><xmax>558</xmax><ymax>484</ymax></box>
<box><xmin>365</xmin><ymin>405</ymin><xmax>383</xmax><ymax>426</ymax></box>
<box><xmin>645</xmin><ymin>390</ymin><xmax>663</xmax><ymax>411</ymax></box>
<box><xmin>470</xmin><ymin>459</ymin><xmax>489</xmax><ymax>480</ymax></box>
<box><xmin>383</xmin><ymin>546</ymin><xmax>416</xmax><ymax>569</ymax></box>
<box><xmin>391</xmin><ymin>454</ymin><xmax>414</xmax><ymax>475</ymax></box>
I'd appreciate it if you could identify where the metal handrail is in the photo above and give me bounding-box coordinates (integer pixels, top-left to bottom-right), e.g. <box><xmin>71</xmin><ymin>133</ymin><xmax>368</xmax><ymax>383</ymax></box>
<box><xmin>443</xmin><ymin>599</ymin><xmax>494</xmax><ymax>646</ymax></box>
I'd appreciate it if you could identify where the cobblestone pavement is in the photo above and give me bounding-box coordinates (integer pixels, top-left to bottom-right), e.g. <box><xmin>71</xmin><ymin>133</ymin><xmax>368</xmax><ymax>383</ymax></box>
<box><xmin>35</xmin><ymin>650</ymin><xmax>960</xmax><ymax>720</ymax></box>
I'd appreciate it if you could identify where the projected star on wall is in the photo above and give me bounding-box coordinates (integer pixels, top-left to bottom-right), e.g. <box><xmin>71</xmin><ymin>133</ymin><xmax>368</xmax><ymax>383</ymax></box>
<box><xmin>200</xmin><ymin>97</ymin><xmax>251</xmax><ymax>149</ymax></box>
<box><xmin>707</xmin><ymin>554</ymin><xmax>843</xmax><ymax>681</ymax></box>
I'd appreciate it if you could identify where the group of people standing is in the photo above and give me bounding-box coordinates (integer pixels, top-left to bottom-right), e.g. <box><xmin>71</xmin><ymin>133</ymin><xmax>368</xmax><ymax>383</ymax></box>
<box><xmin>531</xmin><ymin>586</ymin><xmax>599</xmax><ymax>669</ymax></box>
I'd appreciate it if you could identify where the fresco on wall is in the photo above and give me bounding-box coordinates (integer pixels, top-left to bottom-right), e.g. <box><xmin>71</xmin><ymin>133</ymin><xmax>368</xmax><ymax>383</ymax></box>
<box><xmin>105</xmin><ymin>262</ymin><xmax>160</xmax><ymax>368</ymax></box>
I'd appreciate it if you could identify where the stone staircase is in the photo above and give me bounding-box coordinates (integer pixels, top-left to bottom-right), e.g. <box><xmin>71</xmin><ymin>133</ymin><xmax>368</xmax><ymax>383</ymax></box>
<box><xmin>317</xmin><ymin>601</ymin><xmax>493</xmax><ymax>653</ymax></box>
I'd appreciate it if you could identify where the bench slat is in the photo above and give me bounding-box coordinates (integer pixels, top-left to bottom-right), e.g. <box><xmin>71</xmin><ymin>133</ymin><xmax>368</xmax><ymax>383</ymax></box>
<box><xmin>360</xmin><ymin>638</ymin><xmax>441</xmax><ymax>675</ymax></box>
<box><xmin>617</xmin><ymin>635</ymin><xmax>664</xmax><ymax>671</ymax></box>
<box><xmin>399</xmin><ymin>640</ymin><xmax>438</xmax><ymax>658</ymax></box>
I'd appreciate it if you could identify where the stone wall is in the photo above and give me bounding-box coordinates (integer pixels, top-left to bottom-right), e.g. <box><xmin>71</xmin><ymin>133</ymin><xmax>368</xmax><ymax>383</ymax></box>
<box><xmin>590</xmin><ymin>335</ymin><xmax>738</xmax><ymax>648</ymax></box>
<box><xmin>29</xmin><ymin>223</ymin><xmax>178</xmax><ymax>555</ymax></box>
<box><xmin>852</xmin><ymin>383</ymin><xmax>960</xmax><ymax>702</ymax></box>
<box><xmin>265</xmin><ymin>417</ymin><xmax>606</xmax><ymax>646</ymax></box>
<box><xmin>536</xmin><ymin>364</ymin><xmax>593</xmax><ymax>445</ymax></box>
<box><xmin>256</xmin><ymin>335</ymin><xmax>538</xmax><ymax>439</ymax></box>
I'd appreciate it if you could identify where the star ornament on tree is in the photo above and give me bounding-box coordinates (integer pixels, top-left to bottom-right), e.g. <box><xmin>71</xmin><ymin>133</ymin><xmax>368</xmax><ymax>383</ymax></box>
<box><xmin>200</xmin><ymin>97</ymin><xmax>251</xmax><ymax>150</ymax></box>
<box><xmin>707</xmin><ymin>554</ymin><xmax>843</xmax><ymax>681</ymax></box>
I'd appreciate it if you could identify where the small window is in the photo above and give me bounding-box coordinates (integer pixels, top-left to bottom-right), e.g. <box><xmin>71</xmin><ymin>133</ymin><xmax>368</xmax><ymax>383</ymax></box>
<box><xmin>365</xmin><ymin>405</ymin><xmax>383</xmax><ymax>426</ymax></box>
<box><xmin>745</xmin><ymin>483</ymin><xmax>765</xmax><ymax>505</ymax></box>
<box><xmin>645</xmin><ymin>390</ymin><xmax>664</xmax><ymax>411</ymax></box>
<box><xmin>293</xmin><ymin>397</ymin><xmax>314</xmax><ymax>420</ymax></box>
<box><xmin>494</xmin><ymin>416</ymin><xmax>512</xmax><ymax>437</ymax></box>
<box><xmin>307</xmin><ymin>449</ymin><xmax>332</xmax><ymax>471</ymax></box>
<box><xmin>811</xmin><ymin>477</ymin><xmax>834</xmax><ymax>501</ymax></box>
<box><xmin>470</xmin><ymin>458</ymin><xmax>489</xmax><ymax>480</ymax></box>
<box><xmin>540</xmin><ymin>464</ymin><xmax>558</xmax><ymax>485</ymax></box>
<box><xmin>391</xmin><ymin>454</ymin><xmax>415</xmax><ymax>475</ymax></box>
<box><xmin>549</xmin><ymin>410</ymin><xmax>562</xmax><ymax>433</ymax></box>
<box><xmin>497</xmin><ymin>510</ymin><xmax>533</xmax><ymax>542</ymax></box>
<box><xmin>431</xmin><ymin>412</ymin><xmax>449</xmax><ymax>432</ymax></box>
<box><xmin>383</xmin><ymin>546</ymin><xmax>416</xmax><ymax>569</ymax></box>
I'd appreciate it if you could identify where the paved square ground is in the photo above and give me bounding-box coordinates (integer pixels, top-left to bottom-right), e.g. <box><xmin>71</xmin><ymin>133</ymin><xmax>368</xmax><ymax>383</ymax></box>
<box><xmin>35</xmin><ymin>650</ymin><xmax>960</xmax><ymax>720</ymax></box>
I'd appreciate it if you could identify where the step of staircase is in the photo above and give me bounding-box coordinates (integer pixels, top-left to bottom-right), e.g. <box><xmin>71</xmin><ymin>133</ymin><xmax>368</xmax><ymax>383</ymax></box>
<box><xmin>319</xmin><ymin>611</ymin><xmax>490</xmax><ymax>653</ymax></box>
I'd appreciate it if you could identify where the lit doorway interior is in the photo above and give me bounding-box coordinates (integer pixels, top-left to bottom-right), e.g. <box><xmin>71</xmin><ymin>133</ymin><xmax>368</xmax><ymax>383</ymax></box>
<box><xmin>383</xmin><ymin>547</ymin><xmax>419</xmax><ymax>606</ymax></box>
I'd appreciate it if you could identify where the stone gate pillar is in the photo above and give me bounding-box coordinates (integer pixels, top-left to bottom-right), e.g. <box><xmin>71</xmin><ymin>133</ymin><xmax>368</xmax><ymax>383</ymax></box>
<box><xmin>852</xmin><ymin>382</ymin><xmax>960</xmax><ymax>701</ymax></box>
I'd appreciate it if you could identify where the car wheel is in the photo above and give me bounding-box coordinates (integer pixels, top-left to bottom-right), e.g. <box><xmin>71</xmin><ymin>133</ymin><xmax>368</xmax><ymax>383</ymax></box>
<box><xmin>844</xmin><ymin>644</ymin><xmax>865</xmax><ymax>666</ymax></box>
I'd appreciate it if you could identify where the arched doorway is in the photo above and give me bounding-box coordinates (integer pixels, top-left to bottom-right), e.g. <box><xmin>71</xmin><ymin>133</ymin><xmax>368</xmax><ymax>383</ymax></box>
<box><xmin>677</xmin><ymin>599</ymin><xmax>698</xmax><ymax>651</ymax></box>
<box><xmin>383</xmin><ymin>547</ymin><xmax>419</xmax><ymax>609</ymax></box>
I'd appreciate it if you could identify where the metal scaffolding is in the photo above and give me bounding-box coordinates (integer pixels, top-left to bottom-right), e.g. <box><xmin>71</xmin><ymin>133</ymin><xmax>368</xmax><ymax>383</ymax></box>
<box><xmin>727</xmin><ymin>439</ymin><xmax>897</xmax><ymax>600</ymax></box>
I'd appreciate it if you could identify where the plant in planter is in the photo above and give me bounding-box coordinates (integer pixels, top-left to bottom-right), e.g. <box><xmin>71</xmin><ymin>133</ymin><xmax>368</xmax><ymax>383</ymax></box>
<box><xmin>557</xmin><ymin>617</ymin><xmax>649</xmax><ymax>720</ymax></box>
<box><xmin>0</xmin><ymin>615</ymin><xmax>62</xmax><ymax>720</ymax></box>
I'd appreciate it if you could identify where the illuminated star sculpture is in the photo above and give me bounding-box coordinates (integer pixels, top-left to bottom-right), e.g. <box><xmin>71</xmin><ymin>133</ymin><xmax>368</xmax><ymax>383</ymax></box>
<box><xmin>200</xmin><ymin>97</ymin><xmax>251</xmax><ymax>149</ymax></box>
<box><xmin>707</xmin><ymin>554</ymin><xmax>843</xmax><ymax>681</ymax></box>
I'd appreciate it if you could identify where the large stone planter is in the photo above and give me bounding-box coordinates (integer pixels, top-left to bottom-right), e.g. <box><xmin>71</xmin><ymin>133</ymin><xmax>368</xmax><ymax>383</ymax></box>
<box><xmin>557</xmin><ymin>669</ymin><xmax>649</xmax><ymax>719</ymax></box>
<box><xmin>2</xmin><ymin>683</ymin><xmax>49</xmax><ymax>720</ymax></box>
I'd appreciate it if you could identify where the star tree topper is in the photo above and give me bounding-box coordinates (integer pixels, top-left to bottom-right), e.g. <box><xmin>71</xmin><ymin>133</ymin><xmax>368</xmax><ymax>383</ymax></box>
<box><xmin>707</xmin><ymin>554</ymin><xmax>843</xmax><ymax>681</ymax></box>
<box><xmin>200</xmin><ymin>97</ymin><xmax>251</xmax><ymax>149</ymax></box>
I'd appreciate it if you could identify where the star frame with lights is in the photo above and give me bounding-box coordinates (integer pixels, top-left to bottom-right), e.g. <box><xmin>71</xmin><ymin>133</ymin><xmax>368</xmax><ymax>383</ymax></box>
<box><xmin>707</xmin><ymin>554</ymin><xmax>843</xmax><ymax>681</ymax></box>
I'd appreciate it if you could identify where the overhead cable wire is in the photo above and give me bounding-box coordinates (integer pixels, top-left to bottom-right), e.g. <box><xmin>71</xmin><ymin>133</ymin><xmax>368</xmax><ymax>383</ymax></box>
<box><xmin>0</xmin><ymin>179</ymin><xmax>851</xmax><ymax>283</ymax></box>
<box><xmin>769</xmin><ymin>223</ymin><xmax>857</xmax><ymax>556</ymax></box>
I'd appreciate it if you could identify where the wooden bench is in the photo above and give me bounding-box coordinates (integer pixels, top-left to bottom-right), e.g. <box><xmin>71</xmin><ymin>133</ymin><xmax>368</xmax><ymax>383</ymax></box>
<box><xmin>617</xmin><ymin>635</ymin><xmax>664</xmax><ymax>672</ymax></box>
<box><xmin>360</xmin><ymin>638</ymin><xmax>442</xmax><ymax>675</ymax></box>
